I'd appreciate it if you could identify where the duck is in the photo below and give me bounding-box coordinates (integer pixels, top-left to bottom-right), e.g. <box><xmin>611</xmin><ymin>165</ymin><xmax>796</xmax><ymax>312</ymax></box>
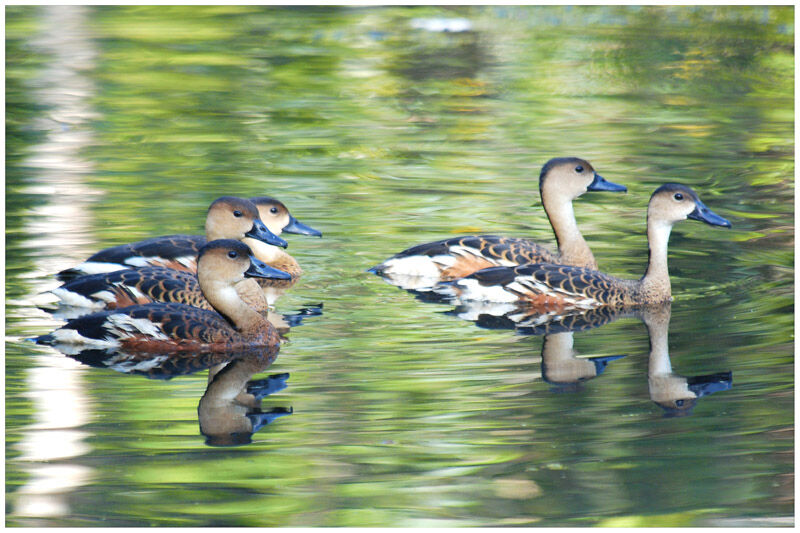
<box><xmin>368</xmin><ymin>157</ymin><xmax>626</xmax><ymax>285</ymax></box>
<box><xmin>250</xmin><ymin>196</ymin><xmax>322</xmax><ymax>238</ymax></box>
<box><xmin>243</xmin><ymin>197</ymin><xmax>321</xmax><ymax>303</ymax></box>
<box><xmin>37</xmin><ymin>240</ymin><xmax>288</xmax><ymax>352</ymax></box>
<box><xmin>438</xmin><ymin>183</ymin><xmax>731</xmax><ymax>307</ymax></box>
<box><xmin>48</xmin><ymin>264</ymin><xmax>274</xmax><ymax>313</ymax></box>
<box><xmin>48</xmin><ymin>198</ymin><xmax>323</xmax><ymax>311</ymax></box>
<box><xmin>56</xmin><ymin>196</ymin><xmax>289</xmax><ymax>281</ymax></box>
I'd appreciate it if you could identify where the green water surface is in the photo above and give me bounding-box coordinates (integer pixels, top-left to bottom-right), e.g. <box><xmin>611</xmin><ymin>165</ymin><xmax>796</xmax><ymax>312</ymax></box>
<box><xmin>5</xmin><ymin>5</ymin><xmax>793</xmax><ymax>527</ymax></box>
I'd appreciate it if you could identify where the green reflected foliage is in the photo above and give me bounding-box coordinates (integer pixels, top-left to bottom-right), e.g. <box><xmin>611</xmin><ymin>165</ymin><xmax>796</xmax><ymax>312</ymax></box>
<box><xmin>6</xmin><ymin>5</ymin><xmax>794</xmax><ymax>527</ymax></box>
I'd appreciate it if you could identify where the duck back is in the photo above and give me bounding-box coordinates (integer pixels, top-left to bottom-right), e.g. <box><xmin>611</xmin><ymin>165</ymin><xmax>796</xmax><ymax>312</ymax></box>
<box><xmin>57</xmin><ymin>235</ymin><xmax>206</xmax><ymax>281</ymax></box>
<box><xmin>38</xmin><ymin>302</ymin><xmax>278</xmax><ymax>353</ymax></box>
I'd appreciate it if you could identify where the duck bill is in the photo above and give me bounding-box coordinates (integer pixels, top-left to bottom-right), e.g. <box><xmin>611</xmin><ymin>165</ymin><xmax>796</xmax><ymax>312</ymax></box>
<box><xmin>590</xmin><ymin>354</ymin><xmax>626</xmax><ymax>376</ymax></box>
<box><xmin>587</xmin><ymin>173</ymin><xmax>627</xmax><ymax>193</ymax></box>
<box><xmin>284</xmin><ymin>215</ymin><xmax>322</xmax><ymax>237</ymax></box>
<box><xmin>245</xmin><ymin>256</ymin><xmax>292</xmax><ymax>280</ymax></box>
<box><xmin>687</xmin><ymin>371</ymin><xmax>733</xmax><ymax>398</ymax></box>
<box><xmin>246</xmin><ymin>219</ymin><xmax>289</xmax><ymax>248</ymax></box>
<box><xmin>687</xmin><ymin>200</ymin><xmax>732</xmax><ymax>228</ymax></box>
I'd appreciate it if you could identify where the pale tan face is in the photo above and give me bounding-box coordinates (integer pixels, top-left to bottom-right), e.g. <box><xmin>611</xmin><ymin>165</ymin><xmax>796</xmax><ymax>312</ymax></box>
<box><xmin>197</xmin><ymin>244</ymin><xmax>251</xmax><ymax>285</ymax></box>
<box><xmin>252</xmin><ymin>199</ymin><xmax>291</xmax><ymax>235</ymax></box>
<box><xmin>648</xmin><ymin>188</ymin><xmax>699</xmax><ymax>225</ymax></box>
<box><xmin>541</xmin><ymin>159</ymin><xmax>598</xmax><ymax>201</ymax></box>
<box><xmin>205</xmin><ymin>198</ymin><xmax>261</xmax><ymax>241</ymax></box>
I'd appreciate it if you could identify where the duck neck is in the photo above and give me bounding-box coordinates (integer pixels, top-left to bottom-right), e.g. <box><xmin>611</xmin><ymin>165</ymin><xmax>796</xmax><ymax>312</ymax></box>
<box><xmin>543</xmin><ymin>194</ymin><xmax>596</xmax><ymax>269</ymax></box>
<box><xmin>644</xmin><ymin>304</ymin><xmax>672</xmax><ymax>377</ymax></box>
<box><xmin>201</xmin><ymin>279</ymin><xmax>269</xmax><ymax>333</ymax></box>
<box><xmin>638</xmin><ymin>216</ymin><xmax>673</xmax><ymax>302</ymax></box>
<box><xmin>541</xmin><ymin>332</ymin><xmax>575</xmax><ymax>363</ymax></box>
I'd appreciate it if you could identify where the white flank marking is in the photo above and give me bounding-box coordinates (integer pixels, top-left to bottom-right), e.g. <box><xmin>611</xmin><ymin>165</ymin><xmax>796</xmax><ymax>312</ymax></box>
<box><xmin>50</xmin><ymin>288</ymin><xmax>105</xmax><ymax>309</ymax></box>
<box><xmin>106</xmin><ymin>314</ymin><xmax>169</xmax><ymax>340</ymax></box>
<box><xmin>69</xmin><ymin>262</ymin><xmax>127</xmax><ymax>276</ymax></box>
<box><xmin>51</xmin><ymin>328</ymin><xmax>120</xmax><ymax>348</ymax></box>
<box><xmin>124</xmin><ymin>256</ymin><xmax>156</xmax><ymax>268</ymax></box>
<box><xmin>93</xmin><ymin>290</ymin><xmax>117</xmax><ymax>303</ymax></box>
<box><xmin>454</xmin><ymin>278</ymin><xmax>518</xmax><ymax>303</ymax></box>
<box><xmin>379</xmin><ymin>256</ymin><xmax>445</xmax><ymax>278</ymax></box>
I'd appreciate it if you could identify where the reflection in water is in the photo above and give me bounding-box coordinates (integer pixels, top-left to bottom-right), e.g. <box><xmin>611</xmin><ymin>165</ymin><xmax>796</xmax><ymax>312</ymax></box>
<box><xmin>540</xmin><ymin>332</ymin><xmax>625</xmax><ymax>393</ymax></box>
<box><xmin>201</xmin><ymin>352</ymin><xmax>293</xmax><ymax>446</ymax></box>
<box><xmin>13</xmin><ymin>5</ymin><xmax>99</xmax><ymax>522</ymax></box>
<box><xmin>423</xmin><ymin>294</ymin><xmax>733</xmax><ymax>412</ymax></box>
<box><xmin>45</xmin><ymin>345</ymin><xmax>293</xmax><ymax>447</ymax></box>
<box><xmin>643</xmin><ymin>303</ymin><xmax>733</xmax><ymax>417</ymax></box>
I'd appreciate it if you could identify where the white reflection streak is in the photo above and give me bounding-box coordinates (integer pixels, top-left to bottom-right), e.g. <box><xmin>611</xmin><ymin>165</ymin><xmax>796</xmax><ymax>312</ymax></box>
<box><xmin>14</xmin><ymin>6</ymin><xmax>100</xmax><ymax>520</ymax></box>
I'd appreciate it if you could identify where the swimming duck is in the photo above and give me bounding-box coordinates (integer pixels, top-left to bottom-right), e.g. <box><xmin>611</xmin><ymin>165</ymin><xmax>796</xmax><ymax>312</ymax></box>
<box><xmin>56</xmin><ymin>197</ymin><xmax>288</xmax><ymax>281</ymax></box>
<box><xmin>439</xmin><ymin>184</ymin><xmax>731</xmax><ymax>307</ymax></box>
<box><xmin>250</xmin><ymin>196</ymin><xmax>322</xmax><ymax>238</ymax></box>
<box><xmin>48</xmin><ymin>265</ymin><xmax>273</xmax><ymax>313</ymax></box>
<box><xmin>37</xmin><ymin>240</ymin><xmax>287</xmax><ymax>352</ymax></box>
<box><xmin>243</xmin><ymin>197</ymin><xmax>321</xmax><ymax>303</ymax></box>
<box><xmin>368</xmin><ymin>157</ymin><xmax>626</xmax><ymax>285</ymax></box>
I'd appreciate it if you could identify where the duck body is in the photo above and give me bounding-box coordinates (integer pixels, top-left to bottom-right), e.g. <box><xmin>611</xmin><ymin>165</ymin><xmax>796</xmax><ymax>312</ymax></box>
<box><xmin>49</xmin><ymin>265</ymin><xmax>278</xmax><ymax>313</ymax></box>
<box><xmin>57</xmin><ymin>235</ymin><xmax>208</xmax><ymax>280</ymax></box>
<box><xmin>369</xmin><ymin>235</ymin><xmax>559</xmax><ymax>281</ymax></box>
<box><xmin>38</xmin><ymin>302</ymin><xmax>280</xmax><ymax>353</ymax></box>
<box><xmin>39</xmin><ymin>240</ymin><xmax>284</xmax><ymax>353</ymax></box>
<box><xmin>56</xmin><ymin>197</ymin><xmax>290</xmax><ymax>282</ymax></box>
<box><xmin>369</xmin><ymin>157</ymin><xmax>626</xmax><ymax>284</ymax></box>
<box><xmin>440</xmin><ymin>184</ymin><xmax>731</xmax><ymax>307</ymax></box>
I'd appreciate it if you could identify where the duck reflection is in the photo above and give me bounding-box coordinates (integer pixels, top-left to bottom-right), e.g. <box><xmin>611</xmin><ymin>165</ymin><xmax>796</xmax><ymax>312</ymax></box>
<box><xmin>200</xmin><ymin>350</ymin><xmax>292</xmax><ymax>447</ymax></box>
<box><xmin>41</xmin><ymin>345</ymin><xmax>292</xmax><ymax>446</ymax></box>
<box><xmin>540</xmin><ymin>332</ymin><xmax>626</xmax><ymax>393</ymax></box>
<box><xmin>643</xmin><ymin>303</ymin><xmax>733</xmax><ymax>417</ymax></box>
<box><xmin>447</xmin><ymin>300</ymin><xmax>630</xmax><ymax>391</ymax></box>
<box><xmin>438</xmin><ymin>298</ymin><xmax>732</xmax><ymax>411</ymax></box>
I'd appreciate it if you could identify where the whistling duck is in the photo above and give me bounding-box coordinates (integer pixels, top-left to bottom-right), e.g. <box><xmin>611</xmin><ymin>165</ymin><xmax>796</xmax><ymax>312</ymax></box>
<box><xmin>439</xmin><ymin>184</ymin><xmax>731</xmax><ymax>307</ymax></box>
<box><xmin>368</xmin><ymin>157</ymin><xmax>626</xmax><ymax>285</ymax></box>
<box><xmin>56</xmin><ymin>197</ymin><xmax>288</xmax><ymax>281</ymax></box>
<box><xmin>37</xmin><ymin>240</ymin><xmax>288</xmax><ymax>352</ymax></box>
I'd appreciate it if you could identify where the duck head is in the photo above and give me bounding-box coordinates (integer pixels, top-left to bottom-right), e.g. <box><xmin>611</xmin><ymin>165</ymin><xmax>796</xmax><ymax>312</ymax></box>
<box><xmin>205</xmin><ymin>197</ymin><xmax>288</xmax><ymax>248</ymax></box>
<box><xmin>648</xmin><ymin>184</ymin><xmax>731</xmax><ymax>229</ymax></box>
<box><xmin>539</xmin><ymin>157</ymin><xmax>627</xmax><ymax>203</ymax></box>
<box><xmin>250</xmin><ymin>196</ymin><xmax>322</xmax><ymax>237</ymax></box>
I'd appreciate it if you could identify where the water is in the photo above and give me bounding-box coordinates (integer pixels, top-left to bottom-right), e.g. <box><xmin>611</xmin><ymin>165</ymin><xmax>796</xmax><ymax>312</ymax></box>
<box><xmin>5</xmin><ymin>5</ymin><xmax>793</xmax><ymax>527</ymax></box>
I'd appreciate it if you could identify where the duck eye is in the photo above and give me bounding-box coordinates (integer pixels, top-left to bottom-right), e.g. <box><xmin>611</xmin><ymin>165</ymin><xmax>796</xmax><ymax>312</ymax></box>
<box><xmin>270</xmin><ymin>207</ymin><xmax>278</xmax><ymax>214</ymax></box>
<box><xmin>674</xmin><ymin>193</ymin><xmax>684</xmax><ymax>201</ymax></box>
<box><xmin>227</xmin><ymin>251</ymin><xmax>238</xmax><ymax>259</ymax></box>
<box><xmin>676</xmin><ymin>399</ymin><xmax>684</xmax><ymax>407</ymax></box>
<box><xmin>233</xmin><ymin>210</ymin><xmax>243</xmax><ymax>217</ymax></box>
<box><xmin>575</xmin><ymin>165</ymin><xmax>584</xmax><ymax>173</ymax></box>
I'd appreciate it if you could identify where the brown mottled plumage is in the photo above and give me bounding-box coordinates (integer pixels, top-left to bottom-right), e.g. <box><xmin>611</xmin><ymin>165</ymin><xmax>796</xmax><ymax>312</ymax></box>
<box><xmin>369</xmin><ymin>157</ymin><xmax>626</xmax><ymax>286</ymax></box>
<box><xmin>442</xmin><ymin>184</ymin><xmax>731</xmax><ymax>308</ymax></box>
<box><xmin>50</xmin><ymin>266</ymin><xmax>271</xmax><ymax>312</ymax></box>
<box><xmin>56</xmin><ymin>197</ymin><xmax>287</xmax><ymax>281</ymax></box>
<box><xmin>39</xmin><ymin>240</ymin><xmax>288</xmax><ymax>353</ymax></box>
